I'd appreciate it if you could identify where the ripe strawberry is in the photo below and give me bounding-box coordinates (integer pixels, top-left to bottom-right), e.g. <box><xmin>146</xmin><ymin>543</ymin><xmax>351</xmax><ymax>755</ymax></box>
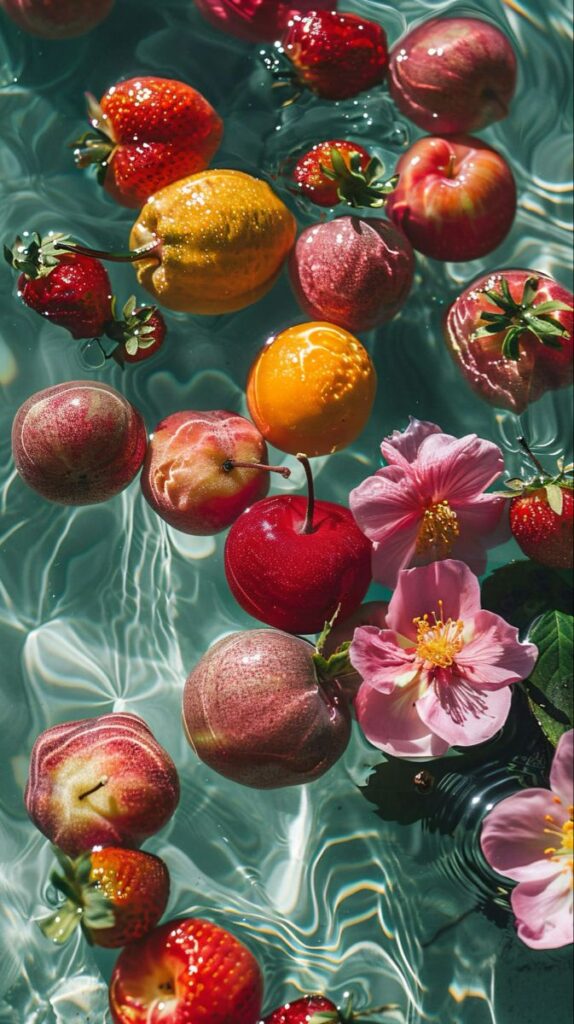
<box><xmin>292</xmin><ymin>141</ymin><xmax>398</xmax><ymax>208</ymax></box>
<box><xmin>5</xmin><ymin>231</ymin><xmax>113</xmax><ymax>339</ymax></box>
<box><xmin>445</xmin><ymin>270</ymin><xmax>573</xmax><ymax>414</ymax></box>
<box><xmin>280</xmin><ymin>11</ymin><xmax>389</xmax><ymax>101</ymax></box>
<box><xmin>39</xmin><ymin>846</ymin><xmax>169</xmax><ymax>949</ymax></box>
<box><xmin>261</xmin><ymin>995</ymin><xmax>398</xmax><ymax>1023</ymax></box>
<box><xmin>73</xmin><ymin>77</ymin><xmax>223</xmax><ymax>208</ymax></box>
<box><xmin>105</xmin><ymin>297</ymin><xmax>166</xmax><ymax>364</ymax></box>
<box><xmin>505</xmin><ymin>440</ymin><xmax>574</xmax><ymax>569</ymax></box>
<box><xmin>109</xmin><ymin>917</ymin><xmax>263</xmax><ymax>1024</ymax></box>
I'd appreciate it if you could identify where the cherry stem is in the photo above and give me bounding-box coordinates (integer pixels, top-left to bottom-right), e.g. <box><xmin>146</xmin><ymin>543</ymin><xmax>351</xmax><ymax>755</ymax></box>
<box><xmin>297</xmin><ymin>453</ymin><xmax>315</xmax><ymax>534</ymax></box>
<box><xmin>222</xmin><ymin>460</ymin><xmax>291</xmax><ymax>478</ymax></box>
<box><xmin>78</xmin><ymin>776</ymin><xmax>108</xmax><ymax>801</ymax></box>
<box><xmin>517</xmin><ymin>436</ymin><xmax>546</xmax><ymax>476</ymax></box>
<box><xmin>54</xmin><ymin>238</ymin><xmax>161</xmax><ymax>264</ymax></box>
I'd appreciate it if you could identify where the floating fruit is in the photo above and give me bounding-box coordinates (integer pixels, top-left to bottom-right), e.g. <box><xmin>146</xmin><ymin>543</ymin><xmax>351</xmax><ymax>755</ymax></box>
<box><xmin>290</xmin><ymin>216</ymin><xmax>414</xmax><ymax>332</ymax></box>
<box><xmin>0</xmin><ymin>0</ymin><xmax>114</xmax><ymax>38</ymax></box>
<box><xmin>12</xmin><ymin>381</ymin><xmax>147</xmax><ymax>505</ymax></box>
<box><xmin>195</xmin><ymin>0</ymin><xmax>333</xmax><ymax>42</ymax></box>
<box><xmin>246</xmin><ymin>321</ymin><xmax>376</xmax><ymax>456</ymax></box>
<box><xmin>73</xmin><ymin>78</ymin><xmax>223</xmax><ymax>209</ymax></box>
<box><xmin>141</xmin><ymin>410</ymin><xmax>289</xmax><ymax>535</ymax></box>
<box><xmin>291</xmin><ymin>140</ymin><xmax>397</xmax><ymax>209</ymax></box>
<box><xmin>507</xmin><ymin>439</ymin><xmax>573</xmax><ymax>570</ymax></box>
<box><xmin>183</xmin><ymin>627</ymin><xmax>351</xmax><ymax>787</ymax></box>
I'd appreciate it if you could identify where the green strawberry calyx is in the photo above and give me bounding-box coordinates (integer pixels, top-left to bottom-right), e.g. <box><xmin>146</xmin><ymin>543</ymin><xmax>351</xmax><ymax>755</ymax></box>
<box><xmin>39</xmin><ymin>846</ymin><xmax>115</xmax><ymax>945</ymax></box>
<box><xmin>4</xmin><ymin>231</ymin><xmax>72</xmax><ymax>280</ymax></box>
<box><xmin>317</xmin><ymin>149</ymin><xmax>398</xmax><ymax>210</ymax></box>
<box><xmin>104</xmin><ymin>296</ymin><xmax>159</xmax><ymax>358</ymax></box>
<box><xmin>309</xmin><ymin>995</ymin><xmax>402</xmax><ymax>1023</ymax></box>
<box><xmin>71</xmin><ymin>93</ymin><xmax>117</xmax><ymax>185</ymax></box>
<box><xmin>493</xmin><ymin>438</ymin><xmax>573</xmax><ymax>514</ymax></box>
<box><xmin>473</xmin><ymin>275</ymin><xmax>573</xmax><ymax>359</ymax></box>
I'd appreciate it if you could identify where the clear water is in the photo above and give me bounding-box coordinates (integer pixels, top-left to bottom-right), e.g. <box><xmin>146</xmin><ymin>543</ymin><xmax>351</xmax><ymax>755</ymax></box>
<box><xmin>0</xmin><ymin>0</ymin><xmax>572</xmax><ymax>1021</ymax></box>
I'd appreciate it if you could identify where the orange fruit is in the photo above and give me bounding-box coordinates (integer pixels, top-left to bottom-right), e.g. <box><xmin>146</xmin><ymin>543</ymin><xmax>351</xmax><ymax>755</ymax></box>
<box><xmin>246</xmin><ymin>321</ymin><xmax>377</xmax><ymax>457</ymax></box>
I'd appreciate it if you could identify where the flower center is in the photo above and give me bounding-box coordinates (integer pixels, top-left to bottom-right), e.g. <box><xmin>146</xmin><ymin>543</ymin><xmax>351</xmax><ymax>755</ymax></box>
<box><xmin>415</xmin><ymin>500</ymin><xmax>460</xmax><ymax>557</ymax></box>
<box><xmin>544</xmin><ymin>801</ymin><xmax>574</xmax><ymax>884</ymax></box>
<box><xmin>413</xmin><ymin>600</ymin><xmax>465</xmax><ymax>668</ymax></box>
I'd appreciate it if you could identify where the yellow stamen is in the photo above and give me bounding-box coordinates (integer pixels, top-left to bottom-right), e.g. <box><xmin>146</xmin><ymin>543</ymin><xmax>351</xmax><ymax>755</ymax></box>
<box><xmin>413</xmin><ymin>599</ymin><xmax>465</xmax><ymax>669</ymax></box>
<box><xmin>544</xmin><ymin>804</ymin><xmax>574</xmax><ymax>882</ymax></box>
<box><xmin>416</xmin><ymin>500</ymin><xmax>460</xmax><ymax>556</ymax></box>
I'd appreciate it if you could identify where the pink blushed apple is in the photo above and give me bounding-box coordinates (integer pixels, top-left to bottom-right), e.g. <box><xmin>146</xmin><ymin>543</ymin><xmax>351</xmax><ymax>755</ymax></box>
<box><xmin>12</xmin><ymin>380</ymin><xmax>147</xmax><ymax>505</ymax></box>
<box><xmin>183</xmin><ymin>629</ymin><xmax>351</xmax><ymax>788</ymax></box>
<box><xmin>386</xmin><ymin>134</ymin><xmax>516</xmax><ymax>262</ymax></box>
<box><xmin>140</xmin><ymin>410</ymin><xmax>288</xmax><ymax>535</ymax></box>
<box><xmin>0</xmin><ymin>0</ymin><xmax>114</xmax><ymax>38</ymax></box>
<box><xmin>389</xmin><ymin>17</ymin><xmax>517</xmax><ymax>134</ymax></box>
<box><xmin>25</xmin><ymin>713</ymin><xmax>180</xmax><ymax>856</ymax></box>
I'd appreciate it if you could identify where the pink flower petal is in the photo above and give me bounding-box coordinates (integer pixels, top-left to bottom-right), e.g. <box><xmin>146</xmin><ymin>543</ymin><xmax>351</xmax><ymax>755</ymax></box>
<box><xmin>356</xmin><ymin>678</ymin><xmax>450</xmax><ymax>758</ymax></box>
<box><xmin>380</xmin><ymin>417</ymin><xmax>442</xmax><ymax>469</ymax></box>
<box><xmin>414</xmin><ymin>433</ymin><xmax>505</xmax><ymax>501</ymax></box>
<box><xmin>416</xmin><ymin>674</ymin><xmax>512</xmax><ymax>747</ymax></box>
<box><xmin>550</xmin><ymin>730</ymin><xmax>574</xmax><ymax>806</ymax></box>
<box><xmin>455</xmin><ymin>611</ymin><xmax>538</xmax><ymax>689</ymax></box>
<box><xmin>512</xmin><ymin>870</ymin><xmax>574</xmax><ymax>950</ymax></box>
<box><xmin>386</xmin><ymin>559</ymin><xmax>482</xmax><ymax>637</ymax></box>
<box><xmin>350</xmin><ymin>472</ymin><xmax>421</xmax><ymax>542</ymax></box>
<box><xmin>480</xmin><ymin>789</ymin><xmax>561</xmax><ymax>883</ymax></box>
<box><xmin>452</xmin><ymin>493</ymin><xmax>507</xmax><ymax>538</ymax></box>
<box><xmin>349</xmin><ymin>626</ymin><xmax>416</xmax><ymax>693</ymax></box>
<box><xmin>371</xmin><ymin>525</ymin><xmax>420</xmax><ymax>590</ymax></box>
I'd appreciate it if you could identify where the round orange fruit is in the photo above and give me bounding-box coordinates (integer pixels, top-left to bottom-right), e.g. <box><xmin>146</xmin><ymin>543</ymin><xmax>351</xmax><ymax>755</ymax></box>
<box><xmin>246</xmin><ymin>321</ymin><xmax>377</xmax><ymax>457</ymax></box>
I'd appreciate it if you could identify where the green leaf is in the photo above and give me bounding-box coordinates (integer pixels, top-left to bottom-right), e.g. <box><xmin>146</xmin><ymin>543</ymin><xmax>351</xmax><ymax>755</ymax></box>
<box><xmin>481</xmin><ymin>561</ymin><xmax>573</xmax><ymax>633</ymax></box>
<box><xmin>527</xmin><ymin>696</ymin><xmax>569</xmax><ymax>748</ymax></box>
<box><xmin>501</xmin><ymin>326</ymin><xmax>522</xmax><ymax>359</ymax></box>
<box><xmin>545</xmin><ymin>483</ymin><xmax>564</xmax><ymax>516</ymax></box>
<box><xmin>526</xmin><ymin>611</ymin><xmax>573</xmax><ymax>745</ymax></box>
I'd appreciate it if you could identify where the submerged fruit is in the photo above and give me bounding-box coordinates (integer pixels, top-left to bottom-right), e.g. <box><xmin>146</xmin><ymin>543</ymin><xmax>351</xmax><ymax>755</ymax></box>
<box><xmin>0</xmin><ymin>0</ymin><xmax>114</xmax><ymax>38</ymax></box>
<box><xmin>129</xmin><ymin>169</ymin><xmax>297</xmax><ymax>314</ymax></box>
<box><xmin>246</xmin><ymin>321</ymin><xmax>377</xmax><ymax>456</ymax></box>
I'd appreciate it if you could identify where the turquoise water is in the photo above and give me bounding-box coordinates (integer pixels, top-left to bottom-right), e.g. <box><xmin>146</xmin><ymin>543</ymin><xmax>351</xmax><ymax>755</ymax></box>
<box><xmin>0</xmin><ymin>0</ymin><xmax>572</xmax><ymax>1021</ymax></box>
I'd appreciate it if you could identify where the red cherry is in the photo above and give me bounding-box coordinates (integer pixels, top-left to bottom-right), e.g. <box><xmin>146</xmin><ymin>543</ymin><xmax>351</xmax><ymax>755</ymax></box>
<box><xmin>224</xmin><ymin>456</ymin><xmax>372</xmax><ymax>635</ymax></box>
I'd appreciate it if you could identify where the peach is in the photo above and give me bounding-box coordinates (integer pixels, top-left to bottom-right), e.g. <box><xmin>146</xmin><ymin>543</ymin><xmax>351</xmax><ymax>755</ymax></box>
<box><xmin>141</xmin><ymin>409</ymin><xmax>286</xmax><ymax>535</ymax></box>
<box><xmin>11</xmin><ymin>380</ymin><xmax>147</xmax><ymax>505</ymax></box>
<box><xmin>25</xmin><ymin>713</ymin><xmax>179</xmax><ymax>856</ymax></box>
<box><xmin>183</xmin><ymin>629</ymin><xmax>351</xmax><ymax>788</ymax></box>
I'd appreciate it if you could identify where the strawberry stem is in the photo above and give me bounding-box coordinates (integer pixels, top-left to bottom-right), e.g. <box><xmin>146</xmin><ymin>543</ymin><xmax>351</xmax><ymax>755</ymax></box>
<box><xmin>297</xmin><ymin>453</ymin><xmax>315</xmax><ymax>533</ymax></box>
<box><xmin>55</xmin><ymin>238</ymin><xmax>162</xmax><ymax>264</ymax></box>
<box><xmin>517</xmin><ymin>436</ymin><xmax>546</xmax><ymax>476</ymax></box>
<box><xmin>222</xmin><ymin>460</ymin><xmax>291</xmax><ymax>478</ymax></box>
<box><xmin>78</xmin><ymin>776</ymin><xmax>108</xmax><ymax>801</ymax></box>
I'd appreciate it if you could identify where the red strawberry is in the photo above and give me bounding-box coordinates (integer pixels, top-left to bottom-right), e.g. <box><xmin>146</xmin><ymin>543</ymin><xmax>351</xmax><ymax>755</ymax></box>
<box><xmin>292</xmin><ymin>141</ymin><xmax>397</xmax><ymax>208</ymax></box>
<box><xmin>105</xmin><ymin>297</ymin><xmax>166</xmax><ymax>364</ymax></box>
<box><xmin>505</xmin><ymin>440</ymin><xmax>574</xmax><ymax>569</ymax></box>
<box><xmin>73</xmin><ymin>77</ymin><xmax>223</xmax><ymax>208</ymax></box>
<box><xmin>261</xmin><ymin>995</ymin><xmax>398</xmax><ymax>1023</ymax></box>
<box><xmin>109</xmin><ymin>917</ymin><xmax>263</xmax><ymax>1024</ymax></box>
<box><xmin>280</xmin><ymin>11</ymin><xmax>389</xmax><ymax>101</ymax></box>
<box><xmin>445</xmin><ymin>270</ymin><xmax>573</xmax><ymax>414</ymax></box>
<box><xmin>5</xmin><ymin>231</ymin><xmax>113</xmax><ymax>339</ymax></box>
<box><xmin>40</xmin><ymin>846</ymin><xmax>169</xmax><ymax>949</ymax></box>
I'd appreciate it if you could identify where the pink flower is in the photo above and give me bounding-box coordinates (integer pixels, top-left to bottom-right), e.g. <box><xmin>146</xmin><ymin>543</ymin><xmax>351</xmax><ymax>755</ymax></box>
<box><xmin>480</xmin><ymin>730</ymin><xmax>573</xmax><ymax>950</ymax></box>
<box><xmin>349</xmin><ymin>417</ymin><xmax>507</xmax><ymax>589</ymax></box>
<box><xmin>350</xmin><ymin>559</ymin><xmax>538</xmax><ymax>758</ymax></box>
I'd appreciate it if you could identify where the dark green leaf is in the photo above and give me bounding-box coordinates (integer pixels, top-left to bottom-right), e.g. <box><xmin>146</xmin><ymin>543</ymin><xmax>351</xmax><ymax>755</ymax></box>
<box><xmin>501</xmin><ymin>326</ymin><xmax>522</xmax><ymax>359</ymax></box>
<box><xmin>527</xmin><ymin>696</ymin><xmax>568</xmax><ymax>748</ymax></box>
<box><xmin>526</xmin><ymin>611</ymin><xmax>573</xmax><ymax>745</ymax></box>
<box><xmin>481</xmin><ymin>561</ymin><xmax>573</xmax><ymax>633</ymax></box>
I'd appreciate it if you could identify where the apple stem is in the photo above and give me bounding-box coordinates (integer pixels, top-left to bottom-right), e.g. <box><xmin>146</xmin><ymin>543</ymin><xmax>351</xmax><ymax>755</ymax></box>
<box><xmin>297</xmin><ymin>453</ymin><xmax>315</xmax><ymax>534</ymax></box>
<box><xmin>222</xmin><ymin>460</ymin><xmax>291</xmax><ymax>478</ymax></box>
<box><xmin>54</xmin><ymin>238</ymin><xmax>162</xmax><ymax>264</ymax></box>
<box><xmin>78</xmin><ymin>776</ymin><xmax>109</xmax><ymax>801</ymax></box>
<box><xmin>517</xmin><ymin>436</ymin><xmax>546</xmax><ymax>476</ymax></box>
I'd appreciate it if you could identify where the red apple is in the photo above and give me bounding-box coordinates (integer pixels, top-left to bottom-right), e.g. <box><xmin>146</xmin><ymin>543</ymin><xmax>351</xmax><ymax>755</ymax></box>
<box><xmin>25</xmin><ymin>712</ymin><xmax>180</xmax><ymax>856</ymax></box>
<box><xmin>224</xmin><ymin>456</ymin><xmax>372</xmax><ymax>635</ymax></box>
<box><xmin>321</xmin><ymin>600</ymin><xmax>389</xmax><ymax>703</ymax></box>
<box><xmin>389</xmin><ymin>17</ymin><xmax>517</xmax><ymax>134</ymax></box>
<box><xmin>194</xmin><ymin>0</ymin><xmax>333</xmax><ymax>42</ymax></box>
<box><xmin>444</xmin><ymin>269</ymin><xmax>574</xmax><ymax>413</ymax></box>
<box><xmin>141</xmin><ymin>410</ymin><xmax>289</xmax><ymax>535</ymax></box>
<box><xmin>183</xmin><ymin>628</ymin><xmax>351</xmax><ymax>787</ymax></box>
<box><xmin>12</xmin><ymin>380</ymin><xmax>147</xmax><ymax>505</ymax></box>
<box><xmin>289</xmin><ymin>215</ymin><xmax>414</xmax><ymax>332</ymax></box>
<box><xmin>109</xmin><ymin>917</ymin><xmax>263</xmax><ymax>1024</ymax></box>
<box><xmin>0</xmin><ymin>0</ymin><xmax>114</xmax><ymax>38</ymax></box>
<box><xmin>386</xmin><ymin>134</ymin><xmax>516</xmax><ymax>262</ymax></box>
